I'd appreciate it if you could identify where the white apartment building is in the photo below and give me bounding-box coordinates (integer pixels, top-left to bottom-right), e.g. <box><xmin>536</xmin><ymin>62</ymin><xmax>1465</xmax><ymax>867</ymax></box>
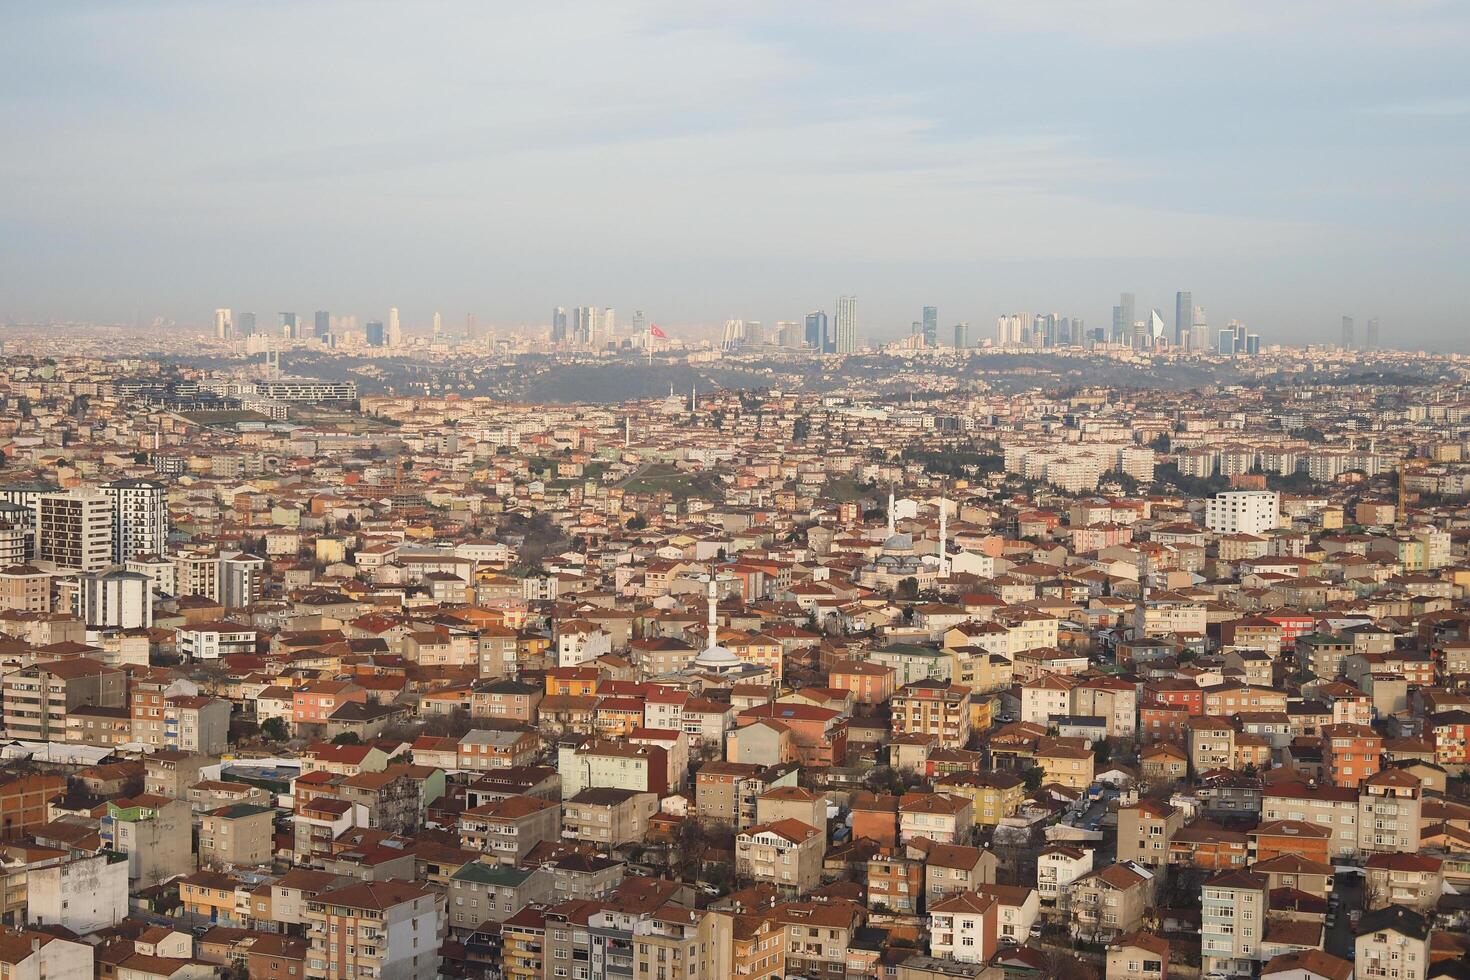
<box><xmin>77</xmin><ymin>569</ymin><xmax>153</xmax><ymax>629</ymax></box>
<box><xmin>101</xmin><ymin>478</ymin><xmax>168</xmax><ymax>563</ymax></box>
<box><xmin>1205</xmin><ymin>491</ymin><xmax>1280</xmax><ymax>536</ymax></box>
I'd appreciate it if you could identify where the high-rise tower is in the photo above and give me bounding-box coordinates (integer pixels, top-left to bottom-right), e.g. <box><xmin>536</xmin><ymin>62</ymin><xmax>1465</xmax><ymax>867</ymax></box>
<box><xmin>1174</xmin><ymin>291</ymin><xmax>1191</xmax><ymax>347</ymax></box>
<box><xmin>805</xmin><ymin>311</ymin><xmax>829</xmax><ymax>351</ymax></box>
<box><xmin>834</xmin><ymin>296</ymin><xmax>858</xmax><ymax>354</ymax></box>
<box><xmin>921</xmin><ymin>306</ymin><xmax>938</xmax><ymax>348</ymax></box>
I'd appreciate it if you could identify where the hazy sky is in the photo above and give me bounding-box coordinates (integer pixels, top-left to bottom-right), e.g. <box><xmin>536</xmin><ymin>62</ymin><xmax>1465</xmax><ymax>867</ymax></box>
<box><xmin>3</xmin><ymin>1</ymin><xmax>1468</xmax><ymax>348</ymax></box>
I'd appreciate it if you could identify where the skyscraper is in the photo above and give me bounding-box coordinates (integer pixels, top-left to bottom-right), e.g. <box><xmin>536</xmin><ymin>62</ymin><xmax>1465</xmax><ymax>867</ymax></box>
<box><xmin>1341</xmin><ymin>315</ymin><xmax>1355</xmax><ymax>350</ymax></box>
<box><xmin>603</xmin><ymin>308</ymin><xmax>616</xmax><ymax>341</ymax></box>
<box><xmin>834</xmin><ymin>296</ymin><xmax>858</xmax><ymax>354</ymax></box>
<box><xmin>1113</xmin><ymin>292</ymin><xmax>1135</xmax><ymax>344</ymax></box>
<box><xmin>922</xmin><ymin>306</ymin><xmax>938</xmax><ymax>348</ymax></box>
<box><xmin>432</xmin><ymin>311</ymin><xmax>442</xmax><ymax>336</ymax></box>
<box><xmin>238</xmin><ymin>312</ymin><xmax>256</xmax><ymax>337</ymax></box>
<box><xmin>214</xmin><ymin>308</ymin><xmax>232</xmax><ymax>340</ymax></box>
<box><xmin>953</xmin><ymin>322</ymin><xmax>969</xmax><ymax>348</ymax></box>
<box><xmin>366</xmin><ymin>320</ymin><xmax>385</xmax><ymax>347</ymax></box>
<box><xmin>387</xmin><ymin>307</ymin><xmax>402</xmax><ymax>347</ymax></box>
<box><xmin>313</xmin><ymin>310</ymin><xmax>330</xmax><ymax>339</ymax></box>
<box><xmin>1190</xmin><ymin>306</ymin><xmax>1210</xmax><ymax>352</ymax></box>
<box><xmin>551</xmin><ymin>307</ymin><xmax>568</xmax><ymax>343</ymax></box>
<box><xmin>1218</xmin><ymin>328</ymin><xmax>1236</xmax><ymax>355</ymax></box>
<box><xmin>804</xmin><ymin>311</ymin><xmax>828</xmax><ymax>351</ymax></box>
<box><xmin>466</xmin><ymin>313</ymin><xmax>478</xmax><ymax>338</ymax></box>
<box><xmin>1041</xmin><ymin>313</ymin><xmax>1060</xmax><ymax>347</ymax></box>
<box><xmin>632</xmin><ymin>310</ymin><xmax>646</xmax><ymax>336</ymax></box>
<box><xmin>1365</xmin><ymin>317</ymin><xmax>1380</xmax><ymax>350</ymax></box>
<box><xmin>1174</xmin><ymin>291</ymin><xmax>1191</xmax><ymax>347</ymax></box>
<box><xmin>573</xmin><ymin>306</ymin><xmax>599</xmax><ymax>346</ymax></box>
<box><xmin>279</xmin><ymin>312</ymin><xmax>298</xmax><ymax>339</ymax></box>
<box><xmin>721</xmin><ymin>320</ymin><xmax>746</xmax><ymax>350</ymax></box>
<box><xmin>1148</xmin><ymin>309</ymin><xmax>1166</xmax><ymax>347</ymax></box>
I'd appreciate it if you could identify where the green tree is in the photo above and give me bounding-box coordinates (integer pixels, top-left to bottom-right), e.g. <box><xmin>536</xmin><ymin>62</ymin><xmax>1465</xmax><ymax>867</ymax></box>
<box><xmin>261</xmin><ymin>717</ymin><xmax>289</xmax><ymax>742</ymax></box>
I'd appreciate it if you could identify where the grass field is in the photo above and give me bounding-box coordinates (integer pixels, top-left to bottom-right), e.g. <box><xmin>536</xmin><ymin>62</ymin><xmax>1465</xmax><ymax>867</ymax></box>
<box><xmin>620</xmin><ymin>464</ymin><xmax>724</xmax><ymax>501</ymax></box>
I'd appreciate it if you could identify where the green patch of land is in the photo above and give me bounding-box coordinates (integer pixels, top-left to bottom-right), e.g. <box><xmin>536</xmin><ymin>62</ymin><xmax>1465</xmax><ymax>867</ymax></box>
<box><xmin>820</xmin><ymin>476</ymin><xmax>873</xmax><ymax>504</ymax></box>
<box><xmin>620</xmin><ymin>464</ymin><xmax>723</xmax><ymax>501</ymax></box>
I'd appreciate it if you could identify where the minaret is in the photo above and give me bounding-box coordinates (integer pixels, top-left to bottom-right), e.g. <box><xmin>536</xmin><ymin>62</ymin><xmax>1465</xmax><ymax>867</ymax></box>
<box><xmin>624</xmin><ymin>416</ymin><xmax>631</xmax><ymax>448</ymax></box>
<box><xmin>887</xmin><ymin>488</ymin><xmax>896</xmax><ymax>538</ymax></box>
<box><xmin>691</xmin><ymin>383</ymin><xmax>697</xmax><ymax>412</ymax></box>
<box><xmin>705</xmin><ymin>572</ymin><xmax>718</xmax><ymax>651</ymax></box>
<box><xmin>938</xmin><ymin>491</ymin><xmax>949</xmax><ymax>578</ymax></box>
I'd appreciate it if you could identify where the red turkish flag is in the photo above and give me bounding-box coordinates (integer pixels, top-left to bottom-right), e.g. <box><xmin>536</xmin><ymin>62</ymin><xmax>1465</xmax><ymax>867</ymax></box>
<box><xmin>649</xmin><ymin>325</ymin><xmax>668</xmax><ymax>338</ymax></box>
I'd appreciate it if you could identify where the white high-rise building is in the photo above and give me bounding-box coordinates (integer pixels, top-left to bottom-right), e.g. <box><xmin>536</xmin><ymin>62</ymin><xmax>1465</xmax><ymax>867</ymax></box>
<box><xmin>602</xmin><ymin>308</ymin><xmax>616</xmax><ymax>340</ymax></box>
<box><xmin>36</xmin><ymin>490</ymin><xmax>114</xmax><ymax>571</ymax></box>
<box><xmin>102</xmin><ymin>478</ymin><xmax>168</xmax><ymax>564</ymax></box>
<box><xmin>387</xmin><ymin>307</ymin><xmax>402</xmax><ymax>347</ymax></box>
<box><xmin>78</xmin><ymin>569</ymin><xmax>153</xmax><ymax>629</ymax></box>
<box><xmin>432</xmin><ymin>311</ymin><xmax>442</xmax><ymax>335</ymax></box>
<box><xmin>1204</xmin><ymin>490</ymin><xmax>1280</xmax><ymax>536</ymax></box>
<box><xmin>834</xmin><ymin>295</ymin><xmax>858</xmax><ymax>353</ymax></box>
<box><xmin>213</xmin><ymin>308</ymin><xmax>232</xmax><ymax>340</ymax></box>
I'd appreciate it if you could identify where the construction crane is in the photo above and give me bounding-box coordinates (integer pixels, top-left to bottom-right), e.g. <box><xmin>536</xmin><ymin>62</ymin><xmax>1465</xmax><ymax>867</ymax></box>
<box><xmin>1397</xmin><ymin>458</ymin><xmax>1428</xmax><ymax>524</ymax></box>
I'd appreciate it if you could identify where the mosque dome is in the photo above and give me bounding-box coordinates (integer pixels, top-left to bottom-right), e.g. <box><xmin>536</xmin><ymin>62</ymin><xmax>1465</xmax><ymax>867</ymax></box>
<box><xmin>694</xmin><ymin>641</ymin><xmax>743</xmax><ymax>670</ymax></box>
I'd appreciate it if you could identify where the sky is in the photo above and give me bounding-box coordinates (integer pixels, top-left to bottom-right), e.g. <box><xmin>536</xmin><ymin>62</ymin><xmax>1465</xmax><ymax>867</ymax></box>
<box><xmin>2</xmin><ymin>1</ymin><xmax>1468</xmax><ymax>348</ymax></box>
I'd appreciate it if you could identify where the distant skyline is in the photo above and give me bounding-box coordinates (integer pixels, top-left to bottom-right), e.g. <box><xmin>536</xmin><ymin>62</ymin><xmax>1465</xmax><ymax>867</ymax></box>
<box><xmin>2</xmin><ymin>2</ymin><xmax>1469</xmax><ymax>349</ymax></box>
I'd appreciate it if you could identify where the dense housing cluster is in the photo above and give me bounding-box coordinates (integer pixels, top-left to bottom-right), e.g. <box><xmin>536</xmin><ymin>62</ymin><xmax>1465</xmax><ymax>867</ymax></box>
<box><xmin>0</xmin><ymin>345</ymin><xmax>1467</xmax><ymax>980</ymax></box>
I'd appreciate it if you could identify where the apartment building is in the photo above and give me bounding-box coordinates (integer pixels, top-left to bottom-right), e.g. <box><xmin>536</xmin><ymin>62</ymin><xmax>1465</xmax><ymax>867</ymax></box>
<box><xmin>1358</xmin><ymin>767</ymin><xmax>1422</xmax><ymax>853</ymax></box>
<box><xmin>304</xmin><ymin>879</ymin><xmax>445</xmax><ymax>980</ymax></box>
<box><xmin>890</xmin><ymin>680</ymin><xmax>972</xmax><ymax>749</ymax></box>
<box><xmin>3</xmin><ymin>659</ymin><xmax>125</xmax><ymax>741</ymax></box>
<box><xmin>457</xmin><ymin>795</ymin><xmax>561</xmax><ymax>865</ymax></box>
<box><xmin>199</xmin><ymin>803</ymin><xmax>275</xmax><ymax>868</ymax></box>
<box><xmin>1117</xmin><ymin>800</ymin><xmax>1185</xmax><ymax>867</ymax></box>
<box><xmin>771</xmin><ymin>899</ymin><xmax>864</xmax><ymax>980</ymax></box>
<box><xmin>928</xmin><ymin>891</ymin><xmax>998</xmax><ymax>964</ymax></box>
<box><xmin>1354</xmin><ymin>905</ymin><xmax>1430</xmax><ymax>980</ymax></box>
<box><xmin>35</xmin><ymin>490</ymin><xmax>113</xmax><ymax>571</ymax></box>
<box><xmin>1069</xmin><ymin>862</ymin><xmax>1154</xmax><ymax>942</ymax></box>
<box><xmin>1200</xmin><ymin>869</ymin><xmax>1267</xmax><ymax>978</ymax></box>
<box><xmin>562</xmin><ymin>787</ymin><xmax>658</xmax><ymax>846</ymax></box>
<box><xmin>736</xmin><ymin>818</ymin><xmax>824</xmax><ymax>895</ymax></box>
